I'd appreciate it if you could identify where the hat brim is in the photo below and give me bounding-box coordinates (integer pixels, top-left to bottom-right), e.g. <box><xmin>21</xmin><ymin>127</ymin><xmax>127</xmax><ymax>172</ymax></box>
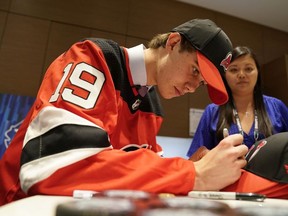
<box><xmin>196</xmin><ymin>51</ymin><xmax>228</xmax><ymax>105</ymax></box>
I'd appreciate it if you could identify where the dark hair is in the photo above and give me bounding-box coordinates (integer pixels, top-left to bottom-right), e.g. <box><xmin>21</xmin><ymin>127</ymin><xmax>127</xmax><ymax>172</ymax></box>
<box><xmin>216</xmin><ymin>46</ymin><xmax>273</xmax><ymax>141</ymax></box>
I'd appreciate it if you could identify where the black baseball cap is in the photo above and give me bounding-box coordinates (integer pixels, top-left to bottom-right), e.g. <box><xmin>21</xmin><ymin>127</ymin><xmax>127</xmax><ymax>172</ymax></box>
<box><xmin>171</xmin><ymin>19</ymin><xmax>233</xmax><ymax>105</ymax></box>
<box><xmin>244</xmin><ymin>132</ymin><xmax>288</xmax><ymax>183</ymax></box>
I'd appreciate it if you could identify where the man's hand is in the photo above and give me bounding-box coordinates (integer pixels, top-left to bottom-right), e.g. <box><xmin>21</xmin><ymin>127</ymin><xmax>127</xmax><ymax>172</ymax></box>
<box><xmin>193</xmin><ymin>134</ymin><xmax>248</xmax><ymax>191</ymax></box>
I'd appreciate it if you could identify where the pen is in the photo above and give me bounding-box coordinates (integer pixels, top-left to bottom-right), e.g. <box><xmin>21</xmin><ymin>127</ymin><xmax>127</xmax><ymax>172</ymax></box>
<box><xmin>73</xmin><ymin>190</ymin><xmax>98</xmax><ymax>199</ymax></box>
<box><xmin>223</xmin><ymin>128</ymin><xmax>229</xmax><ymax>138</ymax></box>
<box><xmin>223</xmin><ymin>127</ymin><xmax>246</xmax><ymax>145</ymax></box>
<box><xmin>188</xmin><ymin>191</ymin><xmax>266</xmax><ymax>202</ymax></box>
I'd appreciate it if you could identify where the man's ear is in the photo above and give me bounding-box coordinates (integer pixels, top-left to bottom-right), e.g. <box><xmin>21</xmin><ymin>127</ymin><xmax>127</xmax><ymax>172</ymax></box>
<box><xmin>166</xmin><ymin>32</ymin><xmax>182</xmax><ymax>51</ymax></box>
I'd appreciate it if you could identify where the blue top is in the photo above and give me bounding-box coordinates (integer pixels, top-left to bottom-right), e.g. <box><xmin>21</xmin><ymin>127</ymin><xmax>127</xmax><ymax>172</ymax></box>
<box><xmin>187</xmin><ymin>95</ymin><xmax>288</xmax><ymax>157</ymax></box>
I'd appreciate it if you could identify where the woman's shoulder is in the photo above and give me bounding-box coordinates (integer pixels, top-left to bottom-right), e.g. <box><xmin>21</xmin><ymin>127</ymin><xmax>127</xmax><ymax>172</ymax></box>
<box><xmin>263</xmin><ymin>95</ymin><xmax>285</xmax><ymax>104</ymax></box>
<box><xmin>263</xmin><ymin>95</ymin><xmax>288</xmax><ymax>112</ymax></box>
<box><xmin>204</xmin><ymin>103</ymin><xmax>219</xmax><ymax>112</ymax></box>
<box><xmin>206</xmin><ymin>103</ymin><xmax>219</xmax><ymax>109</ymax></box>
<box><xmin>201</xmin><ymin>103</ymin><xmax>220</xmax><ymax>118</ymax></box>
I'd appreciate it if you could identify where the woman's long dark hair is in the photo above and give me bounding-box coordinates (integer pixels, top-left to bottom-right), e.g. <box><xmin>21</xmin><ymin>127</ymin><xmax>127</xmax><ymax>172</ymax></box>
<box><xmin>216</xmin><ymin>46</ymin><xmax>273</xmax><ymax>142</ymax></box>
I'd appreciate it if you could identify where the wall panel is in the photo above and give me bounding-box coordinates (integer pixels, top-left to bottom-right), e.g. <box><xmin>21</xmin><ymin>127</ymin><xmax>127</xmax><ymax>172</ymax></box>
<box><xmin>128</xmin><ymin>0</ymin><xmax>215</xmax><ymax>39</ymax></box>
<box><xmin>126</xmin><ymin>36</ymin><xmax>149</xmax><ymax>48</ymax></box>
<box><xmin>44</xmin><ymin>22</ymin><xmax>92</xmax><ymax>73</ymax></box>
<box><xmin>0</xmin><ymin>11</ymin><xmax>8</xmax><ymax>43</ymax></box>
<box><xmin>262</xmin><ymin>55</ymin><xmax>288</xmax><ymax>105</ymax></box>
<box><xmin>188</xmin><ymin>86</ymin><xmax>210</xmax><ymax>109</ymax></box>
<box><xmin>0</xmin><ymin>14</ymin><xmax>49</xmax><ymax>96</ymax></box>
<box><xmin>262</xmin><ymin>27</ymin><xmax>288</xmax><ymax>63</ymax></box>
<box><xmin>90</xmin><ymin>30</ymin><xmax>126</xmax><ymax>47</ymax></box>
<box><xmin>158</xmin><ymin>94</ymin><xmax>190</xmax><ymax>137</ymax></box>
<box><xmin>216</xmin><ymin>15</ymin><xmax>264</xmax><ymax>64</ymax></box>
<box><xmin>10</xmin><ymin>0</ymin><xmax>129</xmax><ymax>34</ymax></box>
<box><xmin>0</xmin><ymin>0</ymin><xmax>10</xmax><ymax>11</ymax></box>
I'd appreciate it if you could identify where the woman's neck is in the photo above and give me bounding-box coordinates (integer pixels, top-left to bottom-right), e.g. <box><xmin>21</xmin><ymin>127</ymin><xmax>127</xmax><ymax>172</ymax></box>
<box><xmin>232</xmin><ymin>94</ymin><xmax>254</xmax><ymax>113</ymax></box>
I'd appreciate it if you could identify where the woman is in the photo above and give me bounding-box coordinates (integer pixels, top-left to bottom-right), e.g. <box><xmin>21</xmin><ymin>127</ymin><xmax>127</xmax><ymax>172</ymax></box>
<box><xmin>187</xmin><ymin>46</ymin><xmax>288</xmax><ymax>160</ymax></box>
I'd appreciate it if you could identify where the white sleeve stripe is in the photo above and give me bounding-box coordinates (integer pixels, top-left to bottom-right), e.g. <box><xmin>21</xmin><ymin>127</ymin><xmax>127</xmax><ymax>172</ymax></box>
<box><xmin>23</xmin><ymin>106</ymin><xmax>105</xmax><ymax>147</ymax></box>
<box><xmin>19</xmin><ymin>147</ymin><xmax>112</xmax><ymax>193</ymax></box>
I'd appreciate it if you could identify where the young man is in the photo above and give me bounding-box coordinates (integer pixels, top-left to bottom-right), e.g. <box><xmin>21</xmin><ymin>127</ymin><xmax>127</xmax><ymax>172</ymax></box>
<box><xmin>0</xmin><ymin>19</ymin><xmax>248</xmax><ymax>205</ymax></box>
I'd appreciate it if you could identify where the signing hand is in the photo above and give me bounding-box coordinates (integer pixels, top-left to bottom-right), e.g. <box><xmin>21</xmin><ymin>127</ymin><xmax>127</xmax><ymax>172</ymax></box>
<box><xmin>193</xmin><ymin>134</ymin><xmax>248</xmax><ymax>191</ymax></box>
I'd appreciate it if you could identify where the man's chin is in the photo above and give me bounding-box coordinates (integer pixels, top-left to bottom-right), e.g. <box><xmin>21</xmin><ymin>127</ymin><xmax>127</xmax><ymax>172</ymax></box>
<box><xmin>161</xmin><ymin>94</ymin><xmax>174</xmax><ymax>99</ymax></box>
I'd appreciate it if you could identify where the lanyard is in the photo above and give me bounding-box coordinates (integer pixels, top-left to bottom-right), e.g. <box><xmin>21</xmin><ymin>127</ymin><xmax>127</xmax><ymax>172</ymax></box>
<box><xmin>233</xmin><ymin>108</ymin><xmax>259</xmax><ymax>141</ymax></box>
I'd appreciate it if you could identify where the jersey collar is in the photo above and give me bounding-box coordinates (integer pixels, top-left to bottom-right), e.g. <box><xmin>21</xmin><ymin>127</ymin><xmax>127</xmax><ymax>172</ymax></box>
<box><xmin>126</xmin><ymin>44</ymin><xmax>147</xmax><ymax>86</ymax></box>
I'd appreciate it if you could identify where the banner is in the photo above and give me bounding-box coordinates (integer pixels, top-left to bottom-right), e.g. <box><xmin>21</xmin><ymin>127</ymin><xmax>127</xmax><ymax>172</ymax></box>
<box><xmin>0</xmin><ymin>93</ymin><xmax>35</xmax><ymax>159</ymax></box>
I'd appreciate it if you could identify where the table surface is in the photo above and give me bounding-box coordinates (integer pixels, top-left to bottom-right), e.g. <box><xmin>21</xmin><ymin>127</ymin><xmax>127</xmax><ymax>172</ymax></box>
<box><xmin>0</xmin><ymin>195</ymin><xmax>288</xmax><ymax>216</ymax></box>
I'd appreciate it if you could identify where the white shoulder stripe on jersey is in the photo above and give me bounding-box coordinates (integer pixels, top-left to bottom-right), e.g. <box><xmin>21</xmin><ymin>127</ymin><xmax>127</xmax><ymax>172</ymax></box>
<box><xmin>19</xmin><ymin>147</ymin><xmax>112</xmax><ymax>193</ymax></box>
<box><xmin>23</xmin><ymin>106</ymin><xmax>106</xmax><ymax>147</ymax></box>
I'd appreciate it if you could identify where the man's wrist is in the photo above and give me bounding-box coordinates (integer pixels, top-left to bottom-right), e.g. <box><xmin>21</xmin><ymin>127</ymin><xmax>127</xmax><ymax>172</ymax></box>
<box><xmin>193</xmin><ymin>161</ymin><xmax>206</xmax><ymax>191</ymax></box>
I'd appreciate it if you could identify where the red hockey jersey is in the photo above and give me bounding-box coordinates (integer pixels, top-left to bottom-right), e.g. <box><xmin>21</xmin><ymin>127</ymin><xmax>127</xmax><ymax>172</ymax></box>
<box><xmin>0</xmin><ymin>39</ymin><xmax>196</xmax><ymax>205</ymax></box>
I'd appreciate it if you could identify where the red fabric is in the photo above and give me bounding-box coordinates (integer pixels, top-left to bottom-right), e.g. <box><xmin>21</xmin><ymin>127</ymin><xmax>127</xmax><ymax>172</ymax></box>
<box><xmin>0</xmin><ymin>40</ymin><xmax>195</xmax><ymax>205</ymax></box>
<box><xmin>222</xmin><ymin>170</ymin><xmax>288</xmax><ymax>199</ymax></box>
<box><xmin>28</xmin><ymin>149</ymin><xmax>195</xmax><ymax>197</ymax></box>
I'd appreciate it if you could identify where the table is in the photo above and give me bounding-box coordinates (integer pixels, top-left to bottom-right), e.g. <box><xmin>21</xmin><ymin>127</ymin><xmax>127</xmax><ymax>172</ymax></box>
<box><xmin>0</xmin><ymin>195</ymin><xmax>288</xmax><ymax>216</ymax></box>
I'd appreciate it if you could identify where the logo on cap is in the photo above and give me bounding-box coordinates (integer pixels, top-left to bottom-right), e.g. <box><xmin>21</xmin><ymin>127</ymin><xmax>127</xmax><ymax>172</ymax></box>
<box><xmin>220</xmin><ymin>52</ymin><xmax>232</xmax><ymax>71</ymax></box>
<box><xmin>247</xmin><ymin>140</ymin><xmax>267</xmax><ymax>162</ymax></box>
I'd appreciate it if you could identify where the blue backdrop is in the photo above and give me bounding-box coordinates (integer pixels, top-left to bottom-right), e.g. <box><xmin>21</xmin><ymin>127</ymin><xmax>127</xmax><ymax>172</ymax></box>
<box><xmin>0</xmin><ymin>93</ymin><xmax>35</xmax><ymax>159</ymax></box>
